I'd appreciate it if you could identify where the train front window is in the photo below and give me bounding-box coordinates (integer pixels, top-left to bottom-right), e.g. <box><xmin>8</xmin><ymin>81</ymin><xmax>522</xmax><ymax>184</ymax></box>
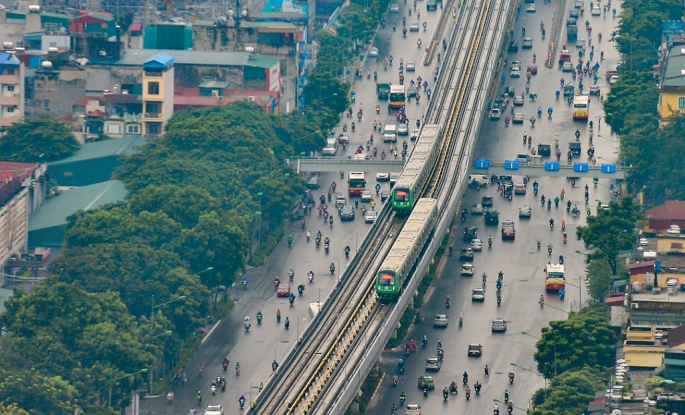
<box><xmin>379</xmin><ymin>272</ymin><xmax>395</xmax><ymax>286</ymax></box>
<box><xmin>394</xmin><ymin>189</ymin><xmax>409</xmax><ymax>202</ymax></box>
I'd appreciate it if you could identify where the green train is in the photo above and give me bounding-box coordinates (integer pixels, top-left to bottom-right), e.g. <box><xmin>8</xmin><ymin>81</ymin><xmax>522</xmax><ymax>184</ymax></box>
<box><xmin>391</xmin><ymin>125</ymin><xmax>442</xmax><ymax>215</ymax></box>
<box><xmin>376</xmin><ymin>198</ymin><xmax>439</xmax><ymax>301</ymax></box>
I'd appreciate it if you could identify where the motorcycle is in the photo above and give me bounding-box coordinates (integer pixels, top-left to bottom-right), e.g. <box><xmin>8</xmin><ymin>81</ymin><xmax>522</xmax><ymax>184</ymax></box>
<box><xmin>330</xmin><ymin>264</ymin><xmax>335</xmax><ymax>275</ymax></box>
<box><xmin>211</xmin><ymin>384</ymin><xmax>217</xmax><ymax>395</ymax></box>
<box><xmin>288</xmin><ymin>270</ymin><xmax>294</xmax><ymax>281</ymax></box>
<box><xmin>257</xmin><ymin>313</ymin><xmax>263</xmax><ymax>324</ymax></box>
<box><xmin>325</xmin><ymin>242</ymin><xmax>330</xmax><ymax>253</ymax></box>
<box><xmin>443</xmin><ymin>390</ymin><xmax>449</xmax><ymax>401</ymax></box>
<box><xmin>308</xmin><ymin>272</ymin><xmax>314</xmax><ymax>283</ymax></box>
<box><xmin>221</xmin><ymin>380</ymin><xmax>226</xmax><ymax>392</ymax></box>
<box><xmin>306</xmin><ymin>231</ymin><xmax>310</xmax><ymax>241</ymax></box>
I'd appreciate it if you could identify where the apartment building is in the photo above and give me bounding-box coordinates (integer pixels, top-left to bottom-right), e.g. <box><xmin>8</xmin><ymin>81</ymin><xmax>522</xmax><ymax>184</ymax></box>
<box><xmin>0</xmin><ymin>52</ymin><xmax>25</xmax><ymax>129</ymax></box>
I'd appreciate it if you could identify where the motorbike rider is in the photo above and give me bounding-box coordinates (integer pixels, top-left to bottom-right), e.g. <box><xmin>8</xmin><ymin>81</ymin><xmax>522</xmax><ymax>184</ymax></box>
<box><xmin>463</xmin><ymin>371</ymin><xmax>469</xmax><ymax>384</ymax></box>
<box><xmin>494</xmin><ymin>403</ymin><xmax>500</xmax><ymax>415</ymax></box>
<box><xmin>488</xmin><ymin>235</ymin><xmax>493</xmax><ymax>246</ymax></box>
<box><xmin>459</xmin><ymin>312</ymin><xmax>464</xmax><ymax>325</ymax></box>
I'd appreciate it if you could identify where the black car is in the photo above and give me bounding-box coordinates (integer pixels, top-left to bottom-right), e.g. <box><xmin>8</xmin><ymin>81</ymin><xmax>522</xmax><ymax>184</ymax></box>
<box><xmin>508</xmin><ymin>41</ymin><xmax>519</xmax><ymax>53</ymax></box>
<box><xmin>481</xmin><ymin>195</ymin><xmax>494</xmax><ymax>208</ymax></box>
<box><xmin>538</xmin><ymin>143</ymin><xmax>551</xmax><ymax>156</ymax></box>
<box><xmin>427</xmin><ymin>0</ymin><xmax>437</xmax><ymax>10</ymax></box>
<box><xmin>484</xmin><ymin>209</ymin><xmax>499</xmax><ymax>225</ymax></box>
<box><xmin>463</xmin><ymin>226</ymin><xmax>478</xmax><ymax>242</ymax></box>
<box><xmin>569</xmin><ymin>142</ymin><xmax>581</xmax><ymax>155</ymax></box>
<box><xmin>306</xmin><ymin>176</ymin><xmax>320</xmax><ymax>189</ymax></box>
<box><xmin>340</xmin><ymin>205</ymin><xmax>355</xmax><ymax>221</ymax></box>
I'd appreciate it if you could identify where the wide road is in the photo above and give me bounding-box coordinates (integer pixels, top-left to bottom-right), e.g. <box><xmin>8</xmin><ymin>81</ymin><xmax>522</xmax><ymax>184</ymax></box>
<box><xmin>140</xmin><ymin>2</ymin><xmax>447</xmax><ymax>414</ymax></box>
<box><xmin>372</xmin><ymin>0</ymin><xmax>623</xmax><ymax>413</ymax></box>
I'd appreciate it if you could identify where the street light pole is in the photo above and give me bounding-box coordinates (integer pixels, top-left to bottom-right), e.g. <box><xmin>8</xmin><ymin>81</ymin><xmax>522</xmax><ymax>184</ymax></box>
<box><xmin>149</xmin><ymin>295</ymin><xmax>186</xmax><ymax>394</ymax></box>
<box><xmin>522</xmin><ymin>331</ymin><xmax>556</xmax><ymax>377</ymax></box>
<box><xmin>109</xmin><ymin>368</ymin><xmax>148</xmax><ymax>408</ymax></box>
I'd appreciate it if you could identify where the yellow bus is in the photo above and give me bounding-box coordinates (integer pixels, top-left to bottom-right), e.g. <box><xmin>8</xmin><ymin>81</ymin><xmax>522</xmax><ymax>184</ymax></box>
<box><xmin>389</xmin><ymin>85</ymin><xmax>406</xmax><ymax>109</ymax></box>
<box><xmin>572</xmin><ymin>95</ymin><xmax>589</xmax><ymax>121</ymax></box>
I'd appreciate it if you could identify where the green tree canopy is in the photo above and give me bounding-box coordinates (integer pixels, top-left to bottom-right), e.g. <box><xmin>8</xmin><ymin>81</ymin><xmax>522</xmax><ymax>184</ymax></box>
<box><xmin>0</xmin><ymin>118</ymin><xmax>80</xmax><ymax>162</ymax></box>
<box><xmin>533</xmin><ymin>307</ymin><xmax>615</xmax><ymax>377</ymax></box>
<box><xmin>303</xmin><ymin>71</ymin><xmax>350</xmax><ymax>115</ymax></box>
<box><xmin>603</xmin><ymin>71</ymin><xmax>658</xmax><ymax>134</ymax></box>
<box><xmin>129</xmin><ymin>184</ymin><xmax>221</xmax><ymax>229</ymax></box>
<box><xmin>0</xmin><ymin>369</ymin><xmax>78</xmax><ymax>415</ymax></box>
<box><xmin>585</xmin><ymin>258</ymin><xmax>626</xmax><ymax>302</ymax></box>
<box><xmin>576</xmin><ymin>197</ymin><xmax>640</xmax><ymax>275</ymax></box>
<box><xmin>531</xmin><ymin>366</ymin><xmax>608</xmax><ymax>415</ymax></box>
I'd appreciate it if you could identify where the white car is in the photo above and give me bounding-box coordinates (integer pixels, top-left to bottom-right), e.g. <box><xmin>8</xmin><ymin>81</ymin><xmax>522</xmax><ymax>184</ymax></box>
<box><xmin>513</xmin><ymin>95</ymin><xmax>524</xmax><ymax>106</ymax></box>
<box><xmin>609</xmin><ymin>75</ymin><xmax>619</xmax><ymax>84</ymax></box>
<box><xmin>492</xmin><ymin>318</ymin><xmax>507</xmax><ymax>332</ymax></box>
<box><xmin>411</xmin><ymin>129</ymin><xmax>420</xmax><ymax>141</ymax></box>
<box><xmin>390</xmin><ymin>3</ymin><xmax>400</xmax><ymax>12</ymax></box>
<box><xmin>397</xmin><ymin>124</ymin><xmax>409</xmax><ymax>135</ymax></box>
<box><xmin>369</xmin><ymin>47</ymin><xmax>379</xmax><ymax>58</ymax></box>
<box><xmin>591</xmin><ymin>6</ymin><xmax>601</xmax><ymax>15</ymax></box>
<box><xmin>434</xmin><ymin>314</ymin><xmax>449</xmax><ymax>327</ymax></box>
<box><xmin>526</xmin><ymin>4</ymin><xmax>536</xmax><ymax>12</ymax></box>
<box><xmin>490</xmin><ymin>107</ymin><xmax>502</xmax><ymax>120</ymax></box>
<box><xmin>510</xmin><ymin>60</ymin><xmax>521</xmax><ymax>70</ymax></box>
<box><xmin>406</xmin><ymin>61</ymin><xmax>416</xmax><ymax>72</ymax></box>
<box><xmin>501</xmin><ymin>219</ymin><xmax>515</xmax><ymax>228</ymax></box>
<box><xmin>405</xmin><ymin>402</ymin><xmax>421</xmax><ymax>415</ymax></box>
<box><xmin>510</xmin><ymin>67</ymin><xmax>521</xmax><ymax>77</ymax></box>
<box><xmin>472</xmin><ymin>287</ymin><xmax>485</xmax><ymax>301</ymax></box>
<box><xmin>461</xmin><ymin>263</ymin><xmax>475</xmax><ymax>276</ymax></box>
<box><xmin>361</xmin><ymin>190</ymin><xmax>373</xmax><ymax>202</ymax></box>
<box><xmin>409</xmin><ymin>22</ymin><xmax>420</xmax><ymax>32</ymax></box>
<box><xmin>519</xmin><ymin>205</ymin><xmax>532</xmax><ymax>218</ymax></box>
<box><xmin>205</xmin><ymin>405</ymin><xmax>224</xmax><ymax>415</ymax></box>
<box><xmin>365</xmin><ymin>210</ymin><xmax>378</xmax><ymax>223</ymax></box>
<box><xmin>376</xmin><ymin>172</ymin><xmax>390</xmax><ymax>181</ymax></box>
<box><xmin>470</xmin><ymin>239</ymin><xmax>483</xmax><ymax>251</ymax></box>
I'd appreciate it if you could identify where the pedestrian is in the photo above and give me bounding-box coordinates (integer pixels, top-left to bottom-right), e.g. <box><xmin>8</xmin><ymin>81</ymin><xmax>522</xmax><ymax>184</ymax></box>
<box><xmin>484</xmin><ymin>365</ymin><xmax>490</xmax><ymax>377</ymax></box>
<box><xmin>167</xmin><ymin>391</ymin><xmax>174</xmax><ymax>404</ymax></box>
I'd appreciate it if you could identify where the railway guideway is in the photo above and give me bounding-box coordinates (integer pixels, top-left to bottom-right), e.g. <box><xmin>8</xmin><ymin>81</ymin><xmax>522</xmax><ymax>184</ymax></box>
<box><xmin>249</xmin><ymin>0</ymin><xmax>513</xmax><ymax>411</ymax></box>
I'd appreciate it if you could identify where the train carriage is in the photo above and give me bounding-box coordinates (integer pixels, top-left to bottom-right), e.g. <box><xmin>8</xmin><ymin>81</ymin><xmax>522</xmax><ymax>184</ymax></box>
<box><xmin>391</xmin><ymin>125</ymin><xmax>443</xmax><ymax>214</ymax></box>
<box><xmin>376</xmin><ymin>198</ymin><xmax>439</xmax><ymax>300</ymax></box>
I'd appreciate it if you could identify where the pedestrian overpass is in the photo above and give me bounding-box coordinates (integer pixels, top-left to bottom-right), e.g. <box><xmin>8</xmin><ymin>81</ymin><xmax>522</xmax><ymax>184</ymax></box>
<box><xmin>287</xmin><ymin>157</ymin><xmax>626</xmax><ymax>180</ymax></box>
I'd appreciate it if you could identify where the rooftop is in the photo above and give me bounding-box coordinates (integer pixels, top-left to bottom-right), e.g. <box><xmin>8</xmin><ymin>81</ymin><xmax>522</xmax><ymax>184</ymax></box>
<box><xmin>143</xmin><ymin>53</ymin><xmax>174</xmax><ymax>69</ymax></box>
<box><xmin>199</xmin><ymin>80</ymin><xmax>230</xmax><ymax>89</ymax></box>
<box><xmin>667</xmin><ymin>325</ymin><xmax>685</xmax><ymax>348</ymax></box>
<box><xmin>662</xmin><ymin>46</ymin><xmax>685</xmax><ymax>88</ymax></box>
<box><xmin>48</xmin><ymin>136</ymin><xmax>146</xmax><ymax>166</ymax></box>
<box><xmin>645</xmin><ymin>201</ymin><xmax>685</xmax><ymax>221</ymax></box>
<box><xmin>28</xmin><ymin>180</ymin><xmax>127</xmax><ymax>232</ymax></box>
<box><xmin>632</xmin><ymin>290</ymin><xmax>685</xmax><ymax>304</ymax></box>
<box><xmin>104</xmin><ymin>49</ymin><xmax>280</xmax><ymax>70</ymax></box>
<box><xmin>0</xmin><ymin>161</ymin><xmax>41</xmax><ymax>206</ymax></box>
<box><xmin>0</xmin><ymin>52</ymin><xmax>21</xmax><ymax>68</ymax></box>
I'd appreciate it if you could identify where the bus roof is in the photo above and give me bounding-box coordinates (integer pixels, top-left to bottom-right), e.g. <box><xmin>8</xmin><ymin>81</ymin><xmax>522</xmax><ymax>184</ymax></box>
<box><xmin>390</xmin><ymin>85</ymin><xmax>405</xmax><ymax>92</ymax></box>
<box><xmin>546</xmin><ymin>263</ymin><xmax>565</xmax><ymax>273</ymax></box>
<box><xmin>349</xmin><ymin>172</ymin><xmax>365</xmax><ymax>179</ymax></box>
<box><xmin>573</xmin><ymin>95</ymin><xmax>589</xmax><ymax>103</ymax></box>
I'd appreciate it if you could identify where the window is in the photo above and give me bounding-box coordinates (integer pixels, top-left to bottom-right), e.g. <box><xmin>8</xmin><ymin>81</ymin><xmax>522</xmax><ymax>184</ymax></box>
<box><xmin>679</xmin><ymin>97</ymin><xmax>685</xmax><ymax>109</ymax></box>
<box><xmin>148</xmin><ymin>82</ymin><xmax>160</xmax><ymax>95</ymax></box>
<box><xmin>7</xmin><ymin>86</ymin><xmax>14</xmax><ymax>92</ymax></box>
<box><xmin>49</xmin><ymin>42</ymin><xmax>57</xmax><ymax>47</ymax></box>
<box><xmin>4</xmin><ymin>69</ymin><xmax>15</xmax><ymax>75</ymax></box>
<box><xmin>127</xmin><ymin>124</ymin><xmax>140</xmax><ymax>134</ymax></box>
<box><xmin>7</xmin><ymin>107</ymin><xmax>14</xmax><ymax>113</ymax></box>
<box><xmin>43</xmin><ymin>100</ymin><xmax>50</xmax><ymax>109</ymax></box>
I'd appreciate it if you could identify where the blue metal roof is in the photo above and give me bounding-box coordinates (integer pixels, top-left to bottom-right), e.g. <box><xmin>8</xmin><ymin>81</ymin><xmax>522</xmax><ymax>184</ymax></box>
<box><xmin>0</xmin><ymin>52</ymin><xmax>20</xmax><ymax>67</ymax></box>
<box><xmin>143</xmin><ymin>53</ymin><xmax>174</xmax><ymax>69</ymax></box>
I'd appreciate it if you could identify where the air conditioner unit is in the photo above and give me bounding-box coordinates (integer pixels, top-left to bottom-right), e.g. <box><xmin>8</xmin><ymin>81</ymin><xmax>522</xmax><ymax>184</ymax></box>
<box><xmin>630</xmin><ymin>303</ymin><xmax>639</xmax><ymax>309</ymax></box>
<box><xmin>248</xmin><ymin>96</ymin><xmax>255</xmax><ymax>102</ymax></box>
<box><xmin>99</xmin><ymin>50</ymin><xmax>107</xmax><ymax>56</ymax></box>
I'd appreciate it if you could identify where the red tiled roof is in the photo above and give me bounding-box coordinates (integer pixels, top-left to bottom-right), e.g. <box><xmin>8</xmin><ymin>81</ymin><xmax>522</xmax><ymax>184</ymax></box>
<box><xmin>628</xmin><ymin>260</ymin><xmax>655</xmax><ymax>270</ymax></box>
<box><xmin>605</xmin><ymin>296</ymin><xmax>623</xmax><ymax>306</ymax></box>
<box><xmin>645</xmin><ymin>201</ymin><xmax>685</xmax><ymax>221</ymax></box>
<box><xmin>129</xmin><ymin>22</ymin><xmax>142</xmax><ymax>32</ymax></box>
<box><xmin>73</xmin><ymin>96</ymin><xmax>102</xmax><ymax>107</ymax></box>
<box><xmin>668</xmin><ymin>325</ymin><xmax>685</xmax><ymax>348</ymax></box>
<box><xmin>174</xmin><ymin>86</ymin><xmax>200</xmax><ymax>96</ymax></box>
<box><xmin>60</xmin><ymin>114</ymin><xmax>73</xmax><ymax>122</ymax></box>
<box><xmin>86</xmin><ymin>109</ymin><xmax>105</xmax><ymax>118</ymax></box>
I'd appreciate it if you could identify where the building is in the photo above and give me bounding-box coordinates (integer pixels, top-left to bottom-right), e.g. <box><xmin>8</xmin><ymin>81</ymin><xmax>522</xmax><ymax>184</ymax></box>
<box><xmin>0</xmin><ymin>52</ymin><xmax>25</xmax><ymax>129</ymax></box>
<box><xmin>141</xmin><ymin>53</ymin><xmax>174</xmax><ymax>135</ymax></box>
<box><xmin>174</xmin><ymin>85</ymin><xmax>279</xmax><ymax>112</ymax></box>
<box><xmin>69</xmin><ymin>11</ymin><xmax>121</xmax><ymax>59</ymax></box>
<box><xmin>31</xmin><ymin>64</ymin><xmax>87</xmax><ymax>119</ymax></box>
<box><xmin>0</xmin><ymin>161</ymin><xmax>48</xmax><ymax>280</ymax></box>
<box><xmin>658</xmin><ymin>46</ymin><xmax>685</xmax><ymax>121</ymax></box>
<box><xmin>644</xmin><ymin>201</ymin><xmax>685</xmax><ymax>233</ymax></box>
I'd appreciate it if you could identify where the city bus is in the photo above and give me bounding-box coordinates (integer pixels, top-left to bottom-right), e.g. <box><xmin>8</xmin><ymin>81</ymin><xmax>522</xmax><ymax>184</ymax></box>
<box><xmin>572</xmin><ymin>95</ymin><xmax>590</xmax><ymax>121</ymax></box>
<box><xmin>348</xmin><ymin>172</ymin><xmax>366</xmax><ymax>195</ymax></box>
<box><xmin>545</xmin><ymin>263</ymin><xmax>566</xmax><ymax>292</ymax></box>
<box><xmin>389</xmin><ymin>85</ymin><xmax>406</xmax><ymax>109</ymax></box>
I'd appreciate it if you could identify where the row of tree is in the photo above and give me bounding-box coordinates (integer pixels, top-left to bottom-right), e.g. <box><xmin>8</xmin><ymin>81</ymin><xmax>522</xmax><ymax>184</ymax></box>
<box><xmin>604</xmin><ymin>0</ymin><xmax>685</xmax><ymax>202</ymax></box>
<box><xmin>0</xmin><ymin>101</ymin><xmax>330</xmax><ymax>413</ymax></box>
<box><xmin>530</xmin><ymin>307</ymin><xmax>615</xmax><ymax>415</ymax></box>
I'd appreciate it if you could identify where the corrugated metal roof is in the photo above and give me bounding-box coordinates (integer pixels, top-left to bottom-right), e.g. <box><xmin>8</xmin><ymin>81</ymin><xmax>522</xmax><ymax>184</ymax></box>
<box><xmin>28</xmin><ymin>180</ymin><xmax>127</xmax><ymax>231</ymax></box>
<box><xmin>144</xmin><ymin>53</ymin><xmax>174</xmax><ymax>69</ymax></box>
<box><xmin>110</xmin><ymin>49</ymin><xmax>280</xmax><ymax>69</ymax></box>
<box><xmin>645</xmin><ymin>201</ymin><xmax>685</xmax><ymax>220</ymax></box>
<box><xmin>624</xmin><ymin>347</ymin><xmax>666</xmax><ymax>368</ymax></box>
<box><xmin>0</xmin><ymin>52</ymin><xmax>20</xmax><ymax>67</ymax></box>
<box><xmin>662</xmin><ymin>47</ymin><xmax>685</xmax><ymax>88</ymax></box>
<box><xmin>48</xmin><ymin>136</ymin><xmax>147</xmax><ymax>165</ymax></box>
<box><xmin>199</xmin><ymin>80</ymin><xmax>230</xmax><ymax>88</ymax></box>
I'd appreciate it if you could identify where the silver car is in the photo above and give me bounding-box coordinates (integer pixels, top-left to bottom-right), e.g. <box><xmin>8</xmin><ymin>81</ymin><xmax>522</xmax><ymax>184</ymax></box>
<box><xmin>397</xmin><ymin>124</ymin><xmax>409</xmax><ymax>135</ymax></box>
<box><xmin>406</xmin><ymin>61</ymin><xmax>416</xmax><ymax>72</ymax></box>
<box><xmin>519</xmin><ymin>205</ymin><xmax>532</xmax><ymax>218</ymax></box>
<box><xmin>361</xmin><ymin>190</ymin><xmax>373</xmax><ymax>203</ymax></box>
<box><xmin>491</xmin><ymin>318</ymin><xmax>507</xmax><ymax>332</ymax></box>
<box><xmin>434</xmin><ymin>314</ymin><xmax>448</xmax><ymax>327</ymax></box>
<box><xmin>472</xmin><ymin>287</ymin><xmax>485</xmax><ymax>301</ymax></box>
<box><xmin>390</xmin><ymin>3</ymin><xmax>400</xmax><ymax>12</ymax></box>
<box><xmin>425</xmin><ymin>357</ymin><xmax>442</xmax><ymax>371</ymax></box>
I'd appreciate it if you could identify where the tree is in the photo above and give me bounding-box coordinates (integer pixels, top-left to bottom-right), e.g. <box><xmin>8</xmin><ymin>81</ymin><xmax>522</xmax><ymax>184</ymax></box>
<box><xmin>0</xmin><ymin>403</ymin><xmax>29</xmax><ymax>415</ymax></box>
<box><xmin>129</xmin><ymin>184</ymin><xmax>220</xmax><ymax>229</ymax></box>
<box><xmin>576</xmin><ymin>197</ymin><xmax>640</xmax><ymax>275</ymax></box>
<box><xmin>2</xmin><ymin>284</ymin><xmax>153</xmax><ymax>406</ymax></box>
<box><xmin>303</xmin><ymin>71</ymin><xmax>350</xmax><ymax>116</ymax></box>
<box><xmin>584</xmin><ymin>259</ymin><xmax>623</xmax><ymax>302</ymax></box>
<box><xmin>0</xmin><ymin>118</ymin><xmax>80</xmax><ymax>162</ymax></box>
<box><xmin>0</xmin><ymin>369</ymin><xmax>78</xmax><ymax>415</ymax></box>
<box><xmin>534</xmin><ymin>307</ymin><xmax>615</xmax><ymax>377</ymax></box>
<box><xmin>603</xmin><ymin>71</ymin><xmax>658</xmax><ymax>134</ymax></box>
<box><xmin>531</xmin><ymin>367</ymin><xmax>607</xmax><ymax>415</ymax></box>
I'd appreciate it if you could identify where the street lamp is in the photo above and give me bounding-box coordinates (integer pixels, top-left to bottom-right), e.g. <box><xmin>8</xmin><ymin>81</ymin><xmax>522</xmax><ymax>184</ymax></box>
<box><xmin>109</xmin><ymin>368</ymin><xmax>148</xmax><ymax>407</ymax></box>
<box><xmin>150</xmin><ymin>295</ymin><xmax>186</xmax><ymax>329</ymax></box>
<box><xmin>257</xmin><ymin>191</ymin><xmax>264</xmax><ymax>251</ymax></box>
<box><xmin>522</xmin><ymin>331</ymin><xmax>556</xmax><ymax>377</ymax></box>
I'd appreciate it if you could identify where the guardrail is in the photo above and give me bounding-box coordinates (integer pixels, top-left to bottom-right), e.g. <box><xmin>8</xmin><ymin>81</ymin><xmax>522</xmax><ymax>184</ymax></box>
<box><xmin>472</xmin><ymin>159</ymin><xmax>626</xmax><ymax>179</ymax></box>
<box><xmin>287</xmin><ymin>156</ymin><xmax>406</xmax><ymax>173</ymax></box>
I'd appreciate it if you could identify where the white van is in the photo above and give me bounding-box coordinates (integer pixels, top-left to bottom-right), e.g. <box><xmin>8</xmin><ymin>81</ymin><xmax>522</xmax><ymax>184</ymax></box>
<box><xmin>383</xmin><ymin>125</ymin><xmax>398</xmax><ymax>143</ymax></box>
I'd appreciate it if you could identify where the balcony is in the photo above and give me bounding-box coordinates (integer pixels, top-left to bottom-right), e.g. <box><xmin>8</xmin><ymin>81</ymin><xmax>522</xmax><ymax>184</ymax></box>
<box><xmin>0</xmin><ymin>95</ymin><xmax>19</xmax><ymax>106</ymax></box>
<box><xmin>144</xmin><ymin>112</ymin><xmax>163</xmax><ymax>120</ymax></box>
<box><xmin>0</xmin><ymin>74</ymin><xmax>20</xmax><ymax>85</ymax></box>
<box><xmin>0</xmin><ymin>116</ymin><xmax>19</xmax><ymax>127</ymax></box>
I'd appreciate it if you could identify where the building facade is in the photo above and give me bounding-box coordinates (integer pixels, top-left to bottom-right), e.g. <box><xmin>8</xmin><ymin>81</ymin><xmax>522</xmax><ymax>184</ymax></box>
<box><xmin>142</xmin><ymin>54</ymin><xmax>174</xmax><ymax>135</ymax></box>
<box><xmin>658</xmin><ymin>46</ymin><xmax>685</xmax><ymax>121</ymax></box>
<box><xmin>0</xmin><ymin>52</ymin><xmax>24</xmax><ymax>129</ymax></box>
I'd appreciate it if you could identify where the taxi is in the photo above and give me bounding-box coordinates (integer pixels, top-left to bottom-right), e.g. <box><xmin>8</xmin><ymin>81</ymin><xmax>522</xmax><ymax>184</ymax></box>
<box><xmin>417</xmin><ymin>375</ymin><xmax>436</xmax><ymax>390</ymax></box>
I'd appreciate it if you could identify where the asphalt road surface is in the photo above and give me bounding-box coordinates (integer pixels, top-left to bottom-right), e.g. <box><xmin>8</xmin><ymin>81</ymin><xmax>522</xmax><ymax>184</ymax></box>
<box><xmin>140</xmin><ymin>2</ymin><xmax>446</xmax><ymax>414</ymax></box>
<box><xmin>372</xmin><ymin>0</ymin><xmax>624</xmax><ymax>414</ymax></box>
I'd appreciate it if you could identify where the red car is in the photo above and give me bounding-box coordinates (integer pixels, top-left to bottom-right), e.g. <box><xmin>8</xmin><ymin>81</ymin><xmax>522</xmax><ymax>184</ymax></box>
<box><xmin>501</xmin><ymin>225</ymin><xmax>516</xmax><ymax>240</ymax></box>
<box><xmin>277</xmin><ymin>283</ymin><xmax>291</xmax><ymax>297</ymax></box>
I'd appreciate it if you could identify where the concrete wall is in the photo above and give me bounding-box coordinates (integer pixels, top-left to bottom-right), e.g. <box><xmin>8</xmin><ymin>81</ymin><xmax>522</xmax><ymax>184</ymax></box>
<box><xmin>32</xmin><ymin>68</ymin><xmax>87</xmax><ymax>119</ymax></box>
<box><xmin>0</xmin><ymin>188</ymin><xmax>28</xmax><ymax>273</ymax></box>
